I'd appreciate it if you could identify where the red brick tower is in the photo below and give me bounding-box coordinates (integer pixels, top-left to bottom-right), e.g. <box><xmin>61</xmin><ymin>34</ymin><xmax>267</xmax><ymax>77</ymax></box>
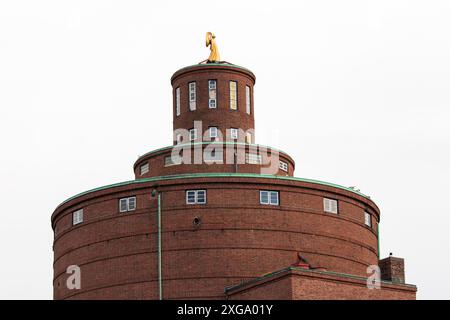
<box><xmin>51</xmin><ymin>58</ymin><xmax>416</xmax><ymax>299</ymax></box>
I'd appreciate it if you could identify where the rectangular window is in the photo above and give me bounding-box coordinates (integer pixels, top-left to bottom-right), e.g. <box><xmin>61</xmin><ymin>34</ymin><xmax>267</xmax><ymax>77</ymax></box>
<box><xmin>165</xmin><ymin>155</ymin><xmax>181</xmax><ymax>166</ymax></box>
<box><xmin>365</xmin><ymin>211</ymin><xmax>372</xmax><ymax>227</ymax></box>
<box><xmin>246</xmin><ymin>153</ymin><xmax>262</xmax><ymax>164</ymax></box>
<box><xmin>209</xmin><ymin>126</ymin><xmax>218</xmax><ymax>139</ymax></box>
<box><xmin>260</xmin><ymin>190</ymin><xmax>279</xmax><ymax>205</ymax></box>
<box><xmin>119</xmin><ymin>197</ymin><xmax>136</xmax><ymax>213</ymax></box>
<box><xmin>176</xmin><ymin>87</ymin><xmax>180</xmax><ymax>116</ymax></box>
<box><xmin>230</xmin><ymin>128</ymin><xmax>238</xmax><ymax>140</ymax></box>
<box><xmin>246</xmin><ymin>85</ymin><xmax>251</xmax><ymax>114</ymax></box>
<box><xmin>186</xmin><ymin>190</ymin><xmax>207</xmax><ymax>204</ymax></box>
<box><xmin>279</xmin><ymin>161</ymin><xmax>288</xmax><ymax>172</ymax></box>
<box><xmin>72</xmin><ymin>209</ymin><xmax>83</xmax><ymax>225</ymax></box>
<box><xmin>189</xmin><ymin>82</ymin><xmax>196</xmax><ymax>111</ymax></box>
<box><xmin>209</xmin><ymin>80</ymin><xmax>217</xmax><ymax>109</ymax></box>
<box><xmin>323</xmin><ymin>198</ymin><xmax>338</xmax><ymax>214</ymax></box>
<box><xmin>245</xmin><ymin>132</ymin><xmax>252</xmax><ymax>144</ymax></box>
<box><xmin>189</xmin><ymin>128</ymin><xmax>197</xmax><ymax>141</ymax></box>
<box><xmin>230</xmin><ymin>81</ymin><xmax>237</xmax><ymax>110</ymax></box>
<box><xmin>140</xmin><ymin>163</ymin><xmax>149</xmax><ymax>175</ymax></box>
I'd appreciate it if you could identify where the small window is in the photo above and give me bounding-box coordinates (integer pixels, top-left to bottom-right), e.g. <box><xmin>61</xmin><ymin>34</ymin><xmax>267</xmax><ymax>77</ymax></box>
<box><xmin>279</xmin><ymin>161</ymin><xmax>288</xmax><ymax>172</ymax></box>
<box><xmin>209</xmin><ymin>127</ymin><xmax>218</xmax><ymax>139</ymax></box>
<box><xmin>246</xmin><ymin>85</ymin><xmax>251</xmax><ymax>114</ymax></box>
<box><xmin>72</xmin><ymin>209</ymin><xmax>83</xmax><ymax>225</ymax></box>
<box><xmin>119</xmin><ymin>197</ymin><xmax>136</xmax><ymax>213</ymax></box>
<box><xmin>324</xmin><ymin>198</ymin><xmax>338</xmax><ymax>214</ymax></box>
<box><xmin>176</xmin><ymin>87</ymin><xmax>180</xmax><ymax>116</ymax></box>
<box><xmin>246</xmin><ymin>153</ymin><xmax>262</xmax><ymax>164</ymax></box>
<box><xmin>260</xmin><ymin>190</ymin><xmax>279</xmax><ymax>205</ymax></box>
<box><xmin>365</xmin><ymin>211</ymin><xmax>372</xmax><ymax>227</ymax></box>
<box><xmin>208</xmin><ymin>80</ymin><xmax>217</xmax><ymax>109</ymax></box>
<box><xmin>189</xmin><ymin>128</ymin><xmax>197</xmax><ymax>141</ymax></box>
<box><xmin>140</xmin><ymin>163</ymin><xmax>149</xmax><ymax>175</ymax></box>
<box><xmin>230</xmin><ymin>81</ymin><xmax>237</xmax><ymax>110</ymax></box>
<box><xmin>186</xmin><ymin>190</ymin><xmax>207</xmax><ymax>204</ymax></box>
<box><xmin>230</xmin><ymin>128</ymin><xmax>238</xmax><ymax>140</ymax></box>
<box><xmin>189</xmin><ymin>82</ymin><xmax>196</xmax><ymax>111</ymax></box>
<box><xmin>165</xmin><ymin>155</ymin><xmax>181</xmax><ymax>166</ymax></box>
<box><xmin>245</xmin><ymin>132</ymin><xmax>252</xmax><ymax>144</ymax></box>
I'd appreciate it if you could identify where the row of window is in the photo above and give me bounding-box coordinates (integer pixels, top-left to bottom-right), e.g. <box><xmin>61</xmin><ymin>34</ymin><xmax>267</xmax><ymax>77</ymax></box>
<box><xmin>140</xmin><ymin>156</ymin><xmax>289</xmax><ymax>174</ymax></box>
<box><xmin>175</xmin><ymin>80</ymin><xmax>251</xmax><ymax>116</ymax></box>
<box><xmin>71</xmin><ymin>193</ymin><xmax>373</xmax><ymax>228</ymax></box>
<box><xmin>180</xmin><ymin>128</ymin><xmax>253</xmax><ymax>143</ymax></box>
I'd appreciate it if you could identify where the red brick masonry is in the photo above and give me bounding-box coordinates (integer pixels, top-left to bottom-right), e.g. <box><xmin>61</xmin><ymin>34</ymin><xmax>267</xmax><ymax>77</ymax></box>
<box><xmin>226</xmin><ymin>267</ymin><xmax>417</xmax><ymax>300</ymax></box>
<box><xmin>51</xmin><ymin>63</ymin><xmax>416</xmax><ymax>300</ymax></box>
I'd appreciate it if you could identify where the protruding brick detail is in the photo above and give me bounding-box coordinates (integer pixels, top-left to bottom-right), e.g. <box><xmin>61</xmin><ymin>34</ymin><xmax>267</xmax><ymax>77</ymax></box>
<box><xmin>379</xmin><ymin>256</ymin><xmax>406</xmax><ymax>284</ymax></box>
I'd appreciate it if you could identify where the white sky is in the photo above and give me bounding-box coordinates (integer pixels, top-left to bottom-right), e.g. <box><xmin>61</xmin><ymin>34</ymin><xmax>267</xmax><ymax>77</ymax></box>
<box><xmin>1</xmin><ymin>0</ymin><xmax>449</xmax><ymax>300</ymax></box>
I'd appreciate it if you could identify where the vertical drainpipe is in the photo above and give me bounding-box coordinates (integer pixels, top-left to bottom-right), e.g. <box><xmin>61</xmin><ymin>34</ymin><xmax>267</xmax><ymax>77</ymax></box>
<box><xmin>157</xmin><ymin>192</ymin><xmax>163</xmax><ymax>300</ymax></box>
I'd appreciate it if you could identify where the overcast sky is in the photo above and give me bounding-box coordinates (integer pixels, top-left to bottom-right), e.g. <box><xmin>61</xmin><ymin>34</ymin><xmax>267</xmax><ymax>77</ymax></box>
<box><xmin>1</xmin><ymin>0</ymin><xmax>449</xmax><ymax>300</ymax></box>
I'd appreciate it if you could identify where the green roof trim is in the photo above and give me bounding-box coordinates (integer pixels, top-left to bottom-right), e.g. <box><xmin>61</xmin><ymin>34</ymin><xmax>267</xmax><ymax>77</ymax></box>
<box><xmin>172</xmin><ymin>62</ymin><xmax>255</xmax><ymax>77</ymax></box>
<box><xmin>55</xmin><ymin>172</ymin><xmax>371</xmax><ymax>211</ymax></box>
<box><xmin>135</xmin><ymin>142</ymin><xmax>292</xmax><ymax>167</ymax></box>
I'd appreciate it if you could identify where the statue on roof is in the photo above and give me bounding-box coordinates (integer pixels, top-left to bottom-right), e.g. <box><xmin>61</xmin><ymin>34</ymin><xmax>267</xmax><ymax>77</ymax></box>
<box><xmin>205</xmin><ymin>32</ymin><xmax>220</xmax><ymax>63</ymax></box>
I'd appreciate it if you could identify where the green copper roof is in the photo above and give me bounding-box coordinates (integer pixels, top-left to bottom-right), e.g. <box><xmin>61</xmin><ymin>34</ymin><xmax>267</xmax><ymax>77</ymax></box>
<box><xmin>54</xmin><ymin>172</ymin><xmax>371</xmax><ymax>211</ymax></box>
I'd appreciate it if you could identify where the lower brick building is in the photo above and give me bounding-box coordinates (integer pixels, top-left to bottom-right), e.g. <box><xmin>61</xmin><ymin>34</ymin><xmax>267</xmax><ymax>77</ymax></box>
<box><xmin>51</xmin><ymin>60</ymin><xmax>416</xmax><ymax>299</ymax></box>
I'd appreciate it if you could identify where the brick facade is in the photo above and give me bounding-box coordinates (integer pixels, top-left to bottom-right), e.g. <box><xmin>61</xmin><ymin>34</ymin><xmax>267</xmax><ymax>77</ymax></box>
<box><xmin>51</xmin><ymin>63</ymin><xmax>416</xmax><ymax>300</ymax></box>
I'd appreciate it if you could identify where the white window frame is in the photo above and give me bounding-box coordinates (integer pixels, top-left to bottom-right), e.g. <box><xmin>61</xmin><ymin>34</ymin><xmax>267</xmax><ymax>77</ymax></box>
<box><xmin>186</xmin><ymin>190</ymin><xmax>207</xmax><ymax>204</ymax></box>
<box><xmin>230</xmin><ymin>128</ymin><xmax>238</xmax><ymax>140</ymax></box>
<box><xmin>176</xmin><ymin>87</ymin><xmax>180</xmax><ymax>116</ymax></box>
<box><xmin>246</xmin><ymin>153</ymin><xmax>262</xmax><ymax>164</ymax></box>
<box><xmin>260</xmin><ymin>190</ymin><xmax>279</xmax><ymax>205</ymax></box>
<box><xmin>208</xmin><ymin>80</ymin><xmax>217</xmax><ymax>109</ymax></box>
<box><xmin>323</xmin><ymin>198</ymin><xmax>338</xmax><ymax>214</ymax></box>
<box><xmin>189</xmin><ymin>128</ymin><xmax>197</xmax><ymax>141</ymax></box>
<box><xmin>209</xmin><ymin>127</ymin><xmax>218</xmax><ymax>139</ymax></box>
<box><xmin>365</xmin><ymin>211</ymin><xmax>372</xmax><ymax>227</ymax></box>
<box><xmin>189</xmin><ymin>82</ymin><xmax>196</xmax><ymax>111</ymax></box>
<box><xmin>279</xmin><ymin>161</ymin><xmax>288</xmax><ymax>172</ymax></box>
<box><xmin>119</xmin><ymin>197</ymin><xmax>136</xmax><ymax>213</ymax></box>
<box><xmin>140</xmin><ymin>163</ymin><xmax>149</xmax><ymax>175</ymax></box>
<box><xmin>72</xmin><ymin>209</ymin><xmax>83</xmax><ymax>225</ymax></box>
<box><xmin>246</xmin><ymin>85</ymin><xmax>251</xmax><ymax>114</ymax></box>
<box><xmin>229</xmin><ymin>81</ymin><xmax>237</xmax><ymax>110</ymax></box>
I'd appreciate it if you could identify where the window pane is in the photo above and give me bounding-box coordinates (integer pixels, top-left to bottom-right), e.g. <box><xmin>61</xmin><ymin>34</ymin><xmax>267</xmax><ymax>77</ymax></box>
<box><xmin>197</xmin><ymin>190</ymin><xmax>206</xmax><ymax>203</ymax></box>
<box><xmin>260</xmin><ymin>191</ymin><xmax>269</xmax><ymax>204</ymax></box>
<box><xmin>270</xmin><ymin>192</ymin><xmax>279</xmax><ymax>205</ymax></box>
<box><xmin>230</xmin><ymin>81</ymin><xmax>237</xmax><ymax>110</ymax></box>
<box><xmin>128</xmin><ymin>197</ymin><xmax>136</xmax><ymax>211</ymax></box>
<box><xmin>246</xmin><ymin>85</ymin><xmax>251</xmax><ymax>114</ymax></box>
<box><xmin>176</xmin><ymin>87</ymin><xmax>180</xmax><ymax>116</ymax></box>
<box><xmin>187</xmin><ymin>191</ymin><xmax>196</xmax><ymax>204</ymax></box>
<box><xmin>140</xmin><ymin>163</ymin><xmax>149</xmax><ymax>175</ymax></box>
<box><xmin>324</xmin><ymin>198</ymin><xmax>338</xmax><ymax>214</ymax></box>
<box><xmin>119</xmin><ymin>199</ymin><xmax>128</xmax><ymax>212</ymax></box>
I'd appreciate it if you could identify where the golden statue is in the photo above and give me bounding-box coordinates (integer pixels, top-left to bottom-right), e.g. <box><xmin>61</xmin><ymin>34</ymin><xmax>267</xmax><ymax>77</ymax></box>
<box><xmin>205</xmin><ymin>32</ymin><xmax>220</xmax><ymax>63</ymax></box>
